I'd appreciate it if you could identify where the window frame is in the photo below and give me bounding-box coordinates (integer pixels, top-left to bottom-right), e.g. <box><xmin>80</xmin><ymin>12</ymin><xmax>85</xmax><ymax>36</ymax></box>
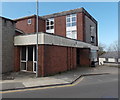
<box><xmin>66</xmin><ymin>30</ymin><xmax>77</xmax><ymax>39</ymax></box>
<box><xmin>66</xmin><ymin>14</ymin><xmax>76</xmax><ymax>27</ymax></box>
<box><xmin>27</xmin><ymin>19</ymin><xmax>32</xmax><ymax>24</ymax></box>
<box><xmin>91</xmin><ymin>36</ymin><xmax>95</xmax><ymax>43</ymax></box>
<box><xmin>46</xmin><ymin>18</ymin><xmax>54</xmax><ymax>30</ymax></box>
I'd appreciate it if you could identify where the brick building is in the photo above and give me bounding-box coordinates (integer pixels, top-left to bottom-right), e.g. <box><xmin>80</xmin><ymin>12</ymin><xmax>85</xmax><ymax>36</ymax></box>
<box><xmin>3</xmin><ymin>8</ymin><xmax>98</xmax><ymax>76</ymax></box>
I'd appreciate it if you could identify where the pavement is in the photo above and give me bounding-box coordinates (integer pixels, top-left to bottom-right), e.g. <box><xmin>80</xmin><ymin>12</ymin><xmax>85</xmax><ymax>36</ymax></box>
<box><xmin>0</xmin><ymin>65</ymin><xmax>118</xmax><ymax>91</ymax></box>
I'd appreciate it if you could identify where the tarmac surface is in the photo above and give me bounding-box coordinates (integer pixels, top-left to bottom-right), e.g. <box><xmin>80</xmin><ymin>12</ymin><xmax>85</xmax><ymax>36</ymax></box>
<box><xmin>1</xmin><ymin>68</ymin><xmax>118</xmax><ymax>98</ymax></box>
<box><xmin>0</xmin><ymin>66</ymin><xmax>118</xmax><ymax>91</ymax></box>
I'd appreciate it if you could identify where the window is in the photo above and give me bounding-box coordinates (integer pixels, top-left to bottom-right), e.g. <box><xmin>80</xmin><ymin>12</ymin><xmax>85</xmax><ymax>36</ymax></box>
<box><xmin>91</xmin><ymin>36</ymin><xmax>94</xmax><ymax>43</ymax></box>
<box><xmin>90</xmin><ymin>26</ymin><xmax>95</xmax><ymax>43</ymax></box>
<box><xmin>66</xmin><ymin>14</ymin><xmax>77</xmax><ymax>39</ymax></box>
<box><xmin>90</xmin><ymin>26</ymin><xmax>94</xmax><ymax>34</ymax></box>
<box><xmin>66</xmin><ymin>14</ymin><xmax>76</xmax><ymax>27</ymax></box>
<box><xmin>27</xmin><ymin>19</ymin><xmax>31</xmax><ymax>24</ymax></box>
<box><xmin>21</xmin><ymin>46</ymin><xmax>26</xmax><ymax>60</ymax></box>
<box><xmin>46</xmin><ymin>18</ymin><xmax>54</xmax><ymax>30</ymax></box>
<box><xmin>66</xmin><ymin>30</ymin><xmax>77</xmax><ymax>39</ymax></box>
<box><xmin>28</xmin><ymin>46</ymin><xmax>33</xmax><ymax>61</ymax></box>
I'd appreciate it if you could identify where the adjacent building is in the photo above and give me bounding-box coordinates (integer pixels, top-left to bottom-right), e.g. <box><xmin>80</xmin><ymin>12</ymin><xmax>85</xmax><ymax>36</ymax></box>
<box><xmin>0</xmin><ymin>17</ymin><xmax>15</xmax><ymax>74</ymax></box>
<box><xmin>1</xmin><ymin>7</ymin><xmax>98</xmax><ymax>76</ymax></box>
<box><xmin>99</xmin><ymin>51</ymin><xmax>120</xmax><ymax>66</ymax></box>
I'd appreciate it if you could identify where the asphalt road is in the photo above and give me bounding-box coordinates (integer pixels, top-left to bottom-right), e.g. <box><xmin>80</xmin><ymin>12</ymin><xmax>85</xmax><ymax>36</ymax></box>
<box><xmin>1</xmin><ymin>73</ymin><xmax>118</xmax><ymax>98</ymax></box>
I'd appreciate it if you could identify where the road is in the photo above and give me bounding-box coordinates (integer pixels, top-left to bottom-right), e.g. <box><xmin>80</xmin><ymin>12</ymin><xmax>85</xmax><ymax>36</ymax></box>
<box><xmin>1</xmin><ymin>73</ymin><xmax>118</xmax><ymax>98</ymax></box>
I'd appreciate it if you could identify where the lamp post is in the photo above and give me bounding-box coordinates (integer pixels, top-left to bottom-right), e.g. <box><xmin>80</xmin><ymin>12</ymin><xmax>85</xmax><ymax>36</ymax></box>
<box><xmin>36</xmin><ymin>0</ymin><xmax>39</xmax><ymax>77</ymax></box>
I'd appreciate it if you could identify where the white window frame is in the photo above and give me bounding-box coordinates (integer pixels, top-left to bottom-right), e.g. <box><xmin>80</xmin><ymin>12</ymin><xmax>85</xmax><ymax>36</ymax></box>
<box><xmin>91</xmin><ymin>36</ymin><xmax>95</xmax><ymax>43</ymax></box>
<box><xmin>90</xmin><ymin>26</ymin><xmax>95</xmax><ymax>43</ymax></box>
<box><xmin>66</xmin><ymin>30</ymin><xmax>77</xmax><ymax>39</ymax></box>
<box><xmin>20</xmin><ymin>46</ymin><xmax>27</xmax><ymax>71</ymax></box>
<box><xmin>20</xmin><ymin>46</ymin><xmax>36</xmax><ymax>73</ymax></box>
<box><xmin>66</xmin><ymin>14</ymin><xmax>77</xmax><ymax>39</ymax></box>
<box><xmin>90</xmin><ymin>26</ymin><xmax>94</xmax><ymax>35</ymax></box>
<box><xmin>33</xmin><ymin>46</ymin><xmax>37</xmax><ymax>73</ymax></box>
<box><xmin>46</xmin><ymin>18</ymin><xmax>54</xmax><ymax>31</ymax></box>
<box><xmin>66</xmin><ymin>14</ymin><xmax>76</xmax><ymax>27</ymax></box>
<box><xmin>27</xmin><ymin>19</ymin><xmax>32</xmax><ymax>24</ymax></box>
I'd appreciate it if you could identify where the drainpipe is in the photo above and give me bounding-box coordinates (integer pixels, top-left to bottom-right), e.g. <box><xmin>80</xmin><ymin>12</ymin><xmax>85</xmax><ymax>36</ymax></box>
<box><xmin>36</xmin><ymin>0</ymin><xmax>39</xmax><ymax>77</ymax></box>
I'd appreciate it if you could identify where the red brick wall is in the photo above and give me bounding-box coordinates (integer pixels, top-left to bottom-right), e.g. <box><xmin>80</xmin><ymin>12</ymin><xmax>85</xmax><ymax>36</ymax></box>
<box><xmin>79</xmin><ymin>48</ymin><xmax>90</xmax><ymax>66</ymax></box>
<box><xmin>16</xmin><ymin>16</ymin><xmax>45</xmax><ymax>34</ymax></box>
<box><xmin>38</xmin><ymin>45</ymin><xmax>77</xmax><ymax>76</ymax></box>
<box><xmin>38</xmin><ymin>18</ymin><xmax>46</xmax><ymax>33</ymax></box>
<box><xmin>44</xmin><ymin>45</ymin><xmax>67</xmax><ymax>76</ymax></box>
<box><xmin>16</xmin><ymin>17</ymin><xmax>36</xmax><ymax>34</ymax></box>
<box><xmin>14</xmin><ymin>47</ymin><xmax>20</xmax><ymax>72</ymax></box>
<box><xmin>15</xmin><ymin>31</ymin><xmax>23</xmax><ymax>35</ymax></box>
<box><xmin>67</xmin><ymin>47</ymin><xmax>76</xmax><ymax>70</ymax></box>
<box><xmin>54</xmin><ymin>16</ymin><xmax>66</xmax><ymax>37</ymax></box>
<box><xmin>38</xmin><ymin>45</ymin><xmax>45</xmax><ymax>77</ymax></box>
<box><xmin>77</xmin><ymin>12</ymin><xmax>85</xmax><ymax>41</ymax></box>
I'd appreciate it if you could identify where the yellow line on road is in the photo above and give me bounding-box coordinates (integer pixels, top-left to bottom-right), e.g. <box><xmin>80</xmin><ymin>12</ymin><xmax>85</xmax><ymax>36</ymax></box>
<box><xmin>0</xmin><ymin>77</ymin><xmax>84</xmax><ymax>94</ymax></box>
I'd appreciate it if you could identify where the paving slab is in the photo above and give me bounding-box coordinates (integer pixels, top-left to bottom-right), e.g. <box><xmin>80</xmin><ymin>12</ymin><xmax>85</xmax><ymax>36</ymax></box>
<box><xmin>1</xmin><ymin>82</ymin><xmax>25</xmax><ymax>90</ymax></box>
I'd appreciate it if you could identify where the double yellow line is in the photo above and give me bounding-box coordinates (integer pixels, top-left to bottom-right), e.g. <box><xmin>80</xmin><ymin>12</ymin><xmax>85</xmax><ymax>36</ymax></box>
<box><xmin>0</xmin><ymin>77</ymin><xmax>84</xmax><ymax>94</ymax></box>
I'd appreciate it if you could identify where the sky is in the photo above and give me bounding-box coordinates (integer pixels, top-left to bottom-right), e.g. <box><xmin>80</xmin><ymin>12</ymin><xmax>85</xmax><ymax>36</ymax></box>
<box><xmin>1</xmin><ymin>2</ymin><xmax>118</xmax><ymax>47</ymax></box>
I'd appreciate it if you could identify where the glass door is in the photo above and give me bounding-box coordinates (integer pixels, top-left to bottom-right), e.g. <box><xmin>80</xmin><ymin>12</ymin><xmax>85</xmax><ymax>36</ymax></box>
<box><xmin>21</xmin><ymin>46</ymin><xmax>36</xmax><ymax>73</ymax></box>
<box><xmin>21</xmin><ymin>46</ymin><xmax>27</xmax><ymax>71</ymax></box>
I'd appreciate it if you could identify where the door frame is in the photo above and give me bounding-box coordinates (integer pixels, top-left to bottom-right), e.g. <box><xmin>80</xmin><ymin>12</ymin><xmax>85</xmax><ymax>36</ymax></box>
<box><xmin>33</xmin><ymin>46</ymin><xmax>37</xmax><ymax>73</ymax></box>
<box><xmin>20</xmin><ymin>46</ymin><xmax>36</xmax><ymax>73</ymax></box>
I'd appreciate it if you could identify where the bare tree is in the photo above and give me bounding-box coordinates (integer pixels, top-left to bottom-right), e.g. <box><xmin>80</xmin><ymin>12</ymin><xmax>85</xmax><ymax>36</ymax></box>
<box><xmin>107</xmin><ymin>40</ymin><xmax>119</xmax><ymax>52</ymax></box>
<box><xmin>98</xmin><ymin>43</ymin><xmax>106</xmax><ymax>57</ymax></box>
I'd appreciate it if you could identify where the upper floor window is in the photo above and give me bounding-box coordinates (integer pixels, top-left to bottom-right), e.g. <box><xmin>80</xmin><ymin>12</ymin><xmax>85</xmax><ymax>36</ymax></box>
<box><xmin>90</xmin><ymin>26</ymin><xmax>95</xmax><ymax>43</ymax></box>
<box><xmin>66</xmin><ymin>14</ymin><xmax>76</xmax><ymax>27</ymax></box>
<box><xmin>27</xmin><ymin>19</ymin><xmax>32</xmax><ymax>24</ymax></box>
<box><xmin>46</xmin><ymin>18</ymin><xmax>54</xmax><ymax>30</ymax></box>
<box><xmin>91</xmin><ymin>36</ymin><xmax>94</xmax><ymax>43</ymax></box>
<box><xmin>90</xmin><ymin>26</ymin><xmax>94</xmax><ymax>35</ymax></box>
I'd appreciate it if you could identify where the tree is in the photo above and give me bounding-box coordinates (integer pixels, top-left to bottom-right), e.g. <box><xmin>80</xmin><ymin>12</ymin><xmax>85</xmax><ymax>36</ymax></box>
<box><xmin>98</xmin><ymin>43</ymin><xmax>106</xmax><ymax>57</ymax></box>
<box><xmin>107</xmin><ymin>40</ymin><xmax>119</xmax><ymax>52</ymax></box>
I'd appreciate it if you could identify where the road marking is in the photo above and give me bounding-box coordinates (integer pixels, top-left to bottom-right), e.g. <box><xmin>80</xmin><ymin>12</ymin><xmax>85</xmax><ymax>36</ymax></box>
<box><xmin>0</xmin><ymin>77</ymin><xmax>84</xmax><ymax>94</ymax></box>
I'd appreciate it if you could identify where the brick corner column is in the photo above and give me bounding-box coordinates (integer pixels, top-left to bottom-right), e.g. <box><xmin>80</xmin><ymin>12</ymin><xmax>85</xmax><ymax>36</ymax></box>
<box><xmin>14</xmin><ymin>46</ymin><xmax>20</xmax><ymax>72</ymax></box>
<box><xmin>77</xmin><ymin>12</ymin><xmax>85</xmax><ymax>41</ymax></box>
<box><xmin>38</xmin><ymin>45</ymin><xmax>45</xmax><ymax>77</ymax></box>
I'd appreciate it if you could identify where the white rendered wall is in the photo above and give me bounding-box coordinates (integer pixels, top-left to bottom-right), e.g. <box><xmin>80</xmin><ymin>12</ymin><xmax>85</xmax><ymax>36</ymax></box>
<box><xmin>14</xmin><ymin>32</ymin><xmax>98</xmax><ymax>50</ymax></box>
<box><xmin>108</xmin><ymin>58</ymin><xmax>116</xmax><ymax>62</ymax></box>
<box><xmin>99</xmin><ymin>58</ymin><xmax>106</xmax><ymax>65</ymax></box>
